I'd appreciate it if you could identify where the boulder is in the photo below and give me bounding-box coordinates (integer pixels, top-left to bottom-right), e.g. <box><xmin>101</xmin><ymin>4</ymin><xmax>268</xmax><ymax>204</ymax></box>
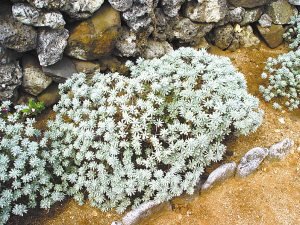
<box><xmin>201</xmin><ymin>162</ymin><xmax>236</xmax><ymax>191</ymax></box>
<box><xmin>257</xmin><ymin>24</ymin><xmax>285</xmax><ymax>48</ymax></box>
<box><xmin>228</xmin><ymin>0</ymin><xmax>272</xmax><ymax>8</ymax></box>
<box><xmin>266</xmin><ymin>0</ymin><xmax>298</xmax><ymax>25</ymax></box>
<box><xmin>238</xmin><ymin>25</ymin><xmax>260</xmax><ymax>48</ymax></box>
<box><xmin>108</xmin><ymin>0</ymin><xmax>133</xmax><ymax>12</ymax></box>
<box><xmin>184</xmin><ymin>0</ymin><xmax>228</xmax><ymax>23</ymax></box>
<box><xmin>115</xmin><ymin>28</ymin><xmax>139</xmax><ymax>57</ymax></box>
<box><xmin>161</xmin><ymin>0</ymin><xmax>185</xmax><ymax>17</ymax></box>
<box><xmin>0</xmin><ymin>5</ymin><xmax>37</xmax><ymax>52</ymax></box>
<box><xmin>42</xmin><ymin>57</ymin><xmax>77</xmax><ymax>83</ymax></box>
<box><xmin>289</xmin><ymin>0</ymin><xmax>300</xmax><ymax>5</ymax></box>
<box><xmin>228</xmin><ymin>7</ymin><xmax>246</xmax><ymax>23</ymax></box>
<box><xmin>268</xmin><ymin>138</ymin><xmax>294</xmax><ymax>160</ymax></box>
<box><xmin>142</xmin><ymin>40</ymin><xmax>173</xmax><ymax>59</ymax></box>
<box><xmin>236</xmin><ymin>147</ymin><xmax>268</xmax><ymax>177</ymax></box>
<box><xmin>12</xmin><ymin>3</ymin><xmax>65</xmax><ymax>29</ymax></box>
<box><xmin>259</xmin><ymin>14</ymin><xmax>273</xmax><ymax>27</ymax></box>
<box><xmin>240</xmin><ymin>7</ymin><xmax>264</xmax><ymax>26</ymax></box>
<box><xmin>22</xmin><ymin>55</ymin><xmax>52</xmax><ymax>96</ymax></box>
<box><xmin>37</xmin><ymin>28</ymin><xmax>69</xmax><ymax>66</ymax></box>
<box><xmin>66</xmin><ymin>4</ymin><xmax>121</xmax><ymax>60</ymax></box>
<box><xmin>37</xmin><ymin>83</ymin><xmax>60</xmax><ymax>107</ymax></box>
<box><xmin>211</xmin><ymin>24</ymin><xmax>234</xmax><ymax>50</ymax></box>
<box><xmin>0</xmin><ymin>62</ymin><xmax>22</xmax><ymax>100</ymax></box>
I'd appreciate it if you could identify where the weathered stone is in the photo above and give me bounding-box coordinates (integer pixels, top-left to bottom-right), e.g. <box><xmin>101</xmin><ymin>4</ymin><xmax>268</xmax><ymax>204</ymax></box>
<box><xmin>115</xmin><ymin>28</ymin><xmax>138</xmax><ymax>57</ymax></box>
<box><xmin>236</xmin><ymin>147</ymin><xmax>268</xmax><ymax>177</ymax></box>
<box><xmin>27</xmin><ymin>0</ymin><xmax>105</xmax><ymax>19</ymax></box>
<box><xmin>240</xmin><ymin>7</ymin><xmax>264</xmax><ymax>26</ymax></box>
<box><xmin>37</xmin><ymin>28</ymin><xmax>69</xmax><ymax>66</ymax></box>
<box><xmin>66</xmin><ymin>5</ymin><xmax>120</xmax><ymax>60</ymax></box>
<box><xmin>72</xmin><ymin>59</ymin><xmax>101</xmax><ymax>74</ymax></box>
<box><xmin>161</xmin><ymin>0</ymin><xmax>185</xmax><ymax>17</ymax></box>
<box><xmin>268</xmin><ymin>138</ymin><xmax>294</xmax><ymax>160</ymax></box>
<box><xmin>201</xmin><ymin>162</ymin><xmax>236</xmax><ymax>191</ymax></box>
<box><xmin>211</xmin><ymin>24</ymin><xmax>234</xmax><ymax>50</ymax></box>
<box><xmin>259</xmin><ymin>14</ymin><xmax>273</xmax><ymax>27</ymax></box>
<box><xmin>289</xmin><ymin>0</ymin><xmax>300</xmax><ymax>5</ymax></box>
<box><xmin>228</xmin><ymin>0</ymin><xmax>272</xmax><ymax>8</ymax></box>
<box><xmin>172</xmin><ymin>18</ymin><xmax>214</xmax><ymax>43</ymax></box>
<box><xmin>257</xmin><ymin>24</ymin><xmax>285</xmax><ymax>48</ymax></box>
<box><xmin>12</xmin><ymin>3</ymin><xmax>65</xmax><ymax>29</ymax></box>
<box><xmin>37</xmin><ymin>83</ymin><xmax>60</xmax><ymax>107</ymax></box>
<box><xmin>0</xmin><ymin>45</ymin><xmax>20</xmax><ymax>64</ymax></box>
<box><xmin>266</xmin><ymin>0</ymin><xmax>298</xmax><ymax>25</ymax></box>
<box><xmin>0</xmin><ymin>5</ymin><xmax>37</xmax><ymax>52</ymax></box>
<box><xmin>184</xmin><ymin>0</ymin><xmax>228</xmax><ymax>23</ymax></box>
<box><xmin>22</xmin><ymin>55</ymin><xmax>52</xmax><ymax>96</ymax></box>
<box><xmin>192</xmin><ymin>38</ymin><xmax>210</xmax><ymax>50</ymax></box>
<box><xmin>238</xmin><ymin>25</ymin><xmax>260</xmax><ymax>47</ymax></box>
<box><xmin>229</xmin><ymin>7</ymin><xmax>246</xmax><ymax>23</ymax></box>
<box><xmin>108</xmin><ymin>0</ymin><xmax>133</xmax><ymax>12</ymax></box>
<box><xmin>100</xmin><ymin>56</ymin><xmax>129</xmax><ymax>74</ymax></box>
<box><xmin>142</xmin><ymin>40</ymin><xmax>173</xmax><ymax>59</ymax></box>
<box><xmin>42</xmin><ymin>57</ymin><xmax>77</xmax><ymax>83</ymax></box>
<box><xmin>152</xmin><ymin>8</ymin><xmax>175</xmax><ymax>41</ymax></box>
<box><xmin>0</xmin><ymin>62</ymin><xmax>22</xmax><ymax>100</ymax></box>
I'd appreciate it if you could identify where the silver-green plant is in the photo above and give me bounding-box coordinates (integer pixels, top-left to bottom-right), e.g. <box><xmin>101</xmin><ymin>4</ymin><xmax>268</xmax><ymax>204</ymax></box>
<box><xmin>283</xmin><ymin>15</ymin><xmax>300</xmax><ymax>50</ymax></box>
<box><xmin>44</xmin><ymin>48</ymin><xmax>263</xmax><ymax>213</ymax></box>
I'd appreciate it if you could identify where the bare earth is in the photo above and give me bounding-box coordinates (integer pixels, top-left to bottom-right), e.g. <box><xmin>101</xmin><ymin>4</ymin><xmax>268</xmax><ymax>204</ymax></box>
<box><xmin>11</xmin><ymin>43</ymin><xmax>300</xmax><ymax>225</ymax></box>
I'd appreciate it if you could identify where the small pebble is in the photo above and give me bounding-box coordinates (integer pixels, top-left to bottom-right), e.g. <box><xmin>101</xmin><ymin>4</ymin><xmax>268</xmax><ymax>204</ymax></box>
<box><xmin>278</xmin><ymin>117</ymin><xmax>285</xmax><ymax>124</ymax></box>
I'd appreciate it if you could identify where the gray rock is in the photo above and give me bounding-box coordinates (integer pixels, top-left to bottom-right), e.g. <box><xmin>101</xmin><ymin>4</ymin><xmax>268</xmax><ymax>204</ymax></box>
<box><xmin>22</xmin><ymin>55</ymin><xmax>52</xmax><ymax>96</ymax></box>
<box><xmin>172</xmin><ymin>18</ymin><xmax>214</xmax><ymax>43</ymax></box>
<box><xmin>238</xmin><ymin>25</ymin><xmax>260</xmax><ymax>47</ymax></box>
<box><xmin>211</xmin><ymin>24</ymin><xmax>234</xmax><ymax>50</ymax></box>
<box><xmin>109</xmin><ymin>0</ymin><xmax>133</xmax><ymax>11</ymax></box>
<box><xmin>115</xmin><ymin>28</ymin><xmax>138</xmax><ymax>57</ymax></box>
<box><xmin>152</xmin><ymin>8</ymin><xmax>175</xmax><ymax>41</ymax></box>
<box><xmin>0</xmin><ymin>8</ymin><xmax>37</xmax><ymax>52</ymax></box>
<box><xmin>259</xmin><ymin>14</ymin><xmax>273</xmax><ymax>27</ymax></box>
<box><xmin>0</xmin><ymin>45</ymin><xmax>20</xmax><ymax>64</ymax></box>
<box><xmin>236</xmin><ymin>147</ymin><xmax>268</xmax><ymax>177</ymax></box>
<box><xmin>37</xmin><ymin>28</ymin><xmax>69</xmax><ymax>66</ymax></box>
<box><xmin>161</xmin><ymin>0</ymin><xmax>185</xmax><ymax>17</ymax></box>
<box><xmin>257</xmin><ymin>24</ymin><xmax>285</xmax><ymax>48</ymax></box>
<box><xmin>142</xmin><ymin>40</ymin><xmax>173</xmax><ymax>59</ymax></box>
<box><xmin>42</xmin><ymin>57</ymin><xmax>77</xmax><ymax>83</ymax></box>
<box><xmin>240</xmin><ymin>7</ymin><xmax>264</xmax><ymax>26</ymax></box>
<box><xmin>201</xmin><ymin>162</ymin><xmax>236</xmax><ymax>191</ymax></box>
<box><xmin>229</xmin><ymin>7</ymin><xmax>246</xmax><ymax>23</ymax></box>
<box><xmin>27</xmin><ymin>0</ymin><xmax>65</xmax><ymax>9</ymax></box>
<box><xmin>268</xmin><ymin>138</ymin><xmax>294</xmax><ymax>160</ymax></box>
<box><xmin>184</xmin><ymin>0</ymin><xmax>228</xmax><ymax>23</ymax></box>
<box><xmin>12</xmin><ymin>3</ymin><xmax>65</xmax><ymax>29</ymax></box>
<box><xmin>228</xmin><ymin>0</ymin><xmax>272</xmax><ymax>8</ymax></box>
<box><xmin>267</xmin><ymin>0</ymin><xmax>298</xmax><ymax>25</ymax></box>
<box><xmin>0</xmin><ymin>62</ymin><xmax>22</xmax><ymax>100</ymax></box>
<box><xmin>289</xmin><ymin>0</ymin><xmax>300</xmax><ymax>5</ymax></box>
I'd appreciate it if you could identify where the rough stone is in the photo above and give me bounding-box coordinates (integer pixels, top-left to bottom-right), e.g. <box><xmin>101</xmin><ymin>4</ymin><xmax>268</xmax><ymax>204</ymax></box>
<box><xmin>268</xmin><ymin>138</ymin><xmax>294</xmax><ymax>160</ymax></box>
<box><xmin>142</xmin><ymin>40</ymin><xmax>173</xmax><ymax>59</ymax></box>
<box><xmin>257</xmin><ymin>24</ymin><xmax>285</xmax><ymax>48</ymax></box>
<box><xmin>236</xmin><ymin>147</ymin><xmax>268</xmax><ymax>177</ymax></box>
<box><xmin>201</xmin><ymin>162</ymin><xmax>236</xmax><ymax>191</ymax></box>
<box><xmin>0</xmin><ymin>5</ymin><xmax>37</xmax><ymax>52</ymax></box>
<box><xmin>0</xmin><ymin>45</ymin><xmax>20</xmax><ymax>64</ymax></box>
<box><xmin>152</xmin><ymin>8</ymin><xmax>174</xmax><ymax>41</ymax></box>
<box><xmin>66</xmin><ymin>4</ymin><xmax>121</xmax><ymax>60</ymax></box>
<box><xmin>184</xmin><ymin>0</ymin><xmax>228</xmax><ymax>23</ymax></box>
<box><xmin>238</xmin><ymin>25</ymin><xmax>260</xmax><ymax>48</ymax></box>
<box><xmin>211</xmin><ymin>24</ymin><xmax>234</xmax><ymax>50</ymax></box>
<box><xmin>115</xmin><ymin>28</ymin><xmax>138</xmax><ymax>57</ymax></box>
<box><xmin>100</xmin><ymin>56</ymin><xmax>129</xmax><ymax>74</ymax></box>
<box><xmin>0</xmin><ymin>62</ymin><xmax>22</xmax><ymax>100</ymax></box>
<box><xmin>37</xmin><ymin>28</ymin><xmax>69</xmax><ymax>66</ymax></box>
<box><xmin>108</xmin><ymin>0</ymin><xmax>133</xmax><ymax>12</ymax></box>
<box><xmin>72</xmin><ymin>59</ymin><xmax>101</xmax><ymax>74</ymax></box>
<box><xmin>22</xmin><ymin>55</ymin><xmax>52</xmax><ymax>96</ymax></box>
<box><xmin>228</xmin><ymin>7</ymin><xmax>246</xmax><ymax>23</ymax></box>
<box><xmin>37</xmin><ymin>83</ymin><xmax>60</xmax><ymax>107</ymax></box>
<box><xmin>289</xmin><ymin>0</ymin><xmax>300</xmax><ymax>5</ymax></box>
<box><xmin>172</xmin><ymin>18</ymin><xmax>214</xmax><ymax>43</ymax></box>
<box><xmin>259</xmin><ymin>14</ymin><xmax>273</xmax><ymax>27</ymax></box>
<box><xmin>161</xmin><ymin>0</ymin><xmax>185</xmax><ymax>17</ymax></box>
<box><xmin>42</xmin><ymin>57</ymin><xmax>77</xmax><ymax>83</ymax></box>
<box><xmin>228</xmin><ymin>0</ymin><xmax>272</xmax><ymax>8</ymax></box>
<box><xmin>266</xmin><ymin>0</ymin><xmax>298</xmax><ymax>25</ymax></box>
<box><xmin>192</xmin><ymin>38</ymin><xmax>210</xmax><ymax>50</ymax></box>
<box><xmin>12</xmin><ymin>3</ymin><xmax>65</xmax><ymax>29</ymax></box>
<box><xmin>240</xmin><ymin>7</ymin><xmax>264</xmax><ymax>26</ymax></box>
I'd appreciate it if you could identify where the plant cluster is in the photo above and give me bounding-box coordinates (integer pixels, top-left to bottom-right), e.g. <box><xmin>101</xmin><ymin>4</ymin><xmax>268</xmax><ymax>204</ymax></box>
<box><xmin>260</xmin><ymin>15</ymin><xmax>300</xmax><ymax>111</ymax></box>
<box><xmin>0</xmin><ymin>48</ymin><xmax>263</xmax><ymax>223</ymax></box>
<box><xmin>19</xmin><ymin>99</ymin><xmax>45</xmax><ymax>117</ymax></box>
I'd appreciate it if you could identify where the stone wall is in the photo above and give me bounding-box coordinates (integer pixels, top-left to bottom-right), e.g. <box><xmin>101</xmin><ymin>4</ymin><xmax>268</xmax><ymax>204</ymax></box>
<box><xmin>0</xmin><ymin>0</ymin><xmax>299</xmax><ymax>103</ymax></box>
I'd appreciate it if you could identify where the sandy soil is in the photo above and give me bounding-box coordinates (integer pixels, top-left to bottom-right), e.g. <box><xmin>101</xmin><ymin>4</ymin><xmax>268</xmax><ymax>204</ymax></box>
<box><xmin>10</xmin><ymin>43</ymin><xmax>300</xmax><ymax>225</ymax></box>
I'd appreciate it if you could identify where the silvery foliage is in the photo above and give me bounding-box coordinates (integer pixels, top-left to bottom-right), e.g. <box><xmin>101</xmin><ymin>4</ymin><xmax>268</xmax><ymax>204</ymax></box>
<box><xmin>260</xmin><ymin>16</ymin><xmax>300</xmax><ymax>111</ymax></box>
<box><xmin>44</xmin><ymin>47</ymin><xmax>263</xmax><ymax>213</ymax></box>
<box><xmin>260</xmin><ymin>50</ymin><xmax>300</xmax><ymax>110</ymax></box>
<box><xmin>0</xmin><ymin>102</ymin><xmax>61</xmax><ymax>225</ymax></box>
